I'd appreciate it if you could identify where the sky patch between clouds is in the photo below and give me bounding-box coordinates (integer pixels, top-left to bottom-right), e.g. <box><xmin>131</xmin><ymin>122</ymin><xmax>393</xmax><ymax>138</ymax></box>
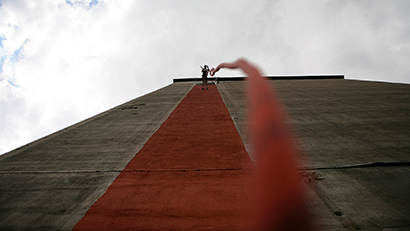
<box><xmin>1</xmin><ymin>0</ymin><xmax>410</xmax><ymax>154</ymax></box>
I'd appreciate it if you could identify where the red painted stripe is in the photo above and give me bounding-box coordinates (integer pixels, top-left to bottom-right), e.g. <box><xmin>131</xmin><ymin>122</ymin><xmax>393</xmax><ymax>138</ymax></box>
<box><xmin>74</xmin><ymin>85</ymin><xmax>254</xmax><ymax>230</ymax></box>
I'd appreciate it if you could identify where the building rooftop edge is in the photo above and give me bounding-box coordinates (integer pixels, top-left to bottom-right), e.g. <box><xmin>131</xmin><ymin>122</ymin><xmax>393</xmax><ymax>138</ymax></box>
<box><xmin>173</xmin><ymin>75</ymin><xmax>344</xmax><ymax>83</ymax></box>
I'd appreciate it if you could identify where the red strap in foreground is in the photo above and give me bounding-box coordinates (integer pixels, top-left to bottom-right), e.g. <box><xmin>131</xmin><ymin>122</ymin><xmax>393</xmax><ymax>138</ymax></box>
<box><xmin>211</xmin><ymin>59</ymin><xmax>312</xmax><ymax>230</ymax></box>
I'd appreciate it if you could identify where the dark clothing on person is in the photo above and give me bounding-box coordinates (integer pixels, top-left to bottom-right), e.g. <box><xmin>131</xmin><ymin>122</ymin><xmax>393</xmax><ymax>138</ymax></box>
<box><xmin>202</xmin><ymin>69</ymin><xmax>208</xmax><ymax>78</ymax></box>
<box><xmin>201</xmin><ymin>65</ymin><xmax>210</xmax><ymax>90</ymax></box>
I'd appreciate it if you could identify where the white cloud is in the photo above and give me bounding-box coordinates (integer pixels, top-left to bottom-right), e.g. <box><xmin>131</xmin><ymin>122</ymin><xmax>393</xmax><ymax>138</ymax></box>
<box><xmin>1</xmin><ymin>0</ymin><xmax>410</xmax><ymax>154</ymax></box>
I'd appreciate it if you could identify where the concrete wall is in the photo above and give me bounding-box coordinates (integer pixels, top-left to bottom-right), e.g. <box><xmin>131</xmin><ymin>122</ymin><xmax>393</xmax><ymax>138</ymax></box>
<box><xmin>218</xmin><ymin>79</ymin><xmax>410</xmax><ymax>230</ymax></box>
<box><xmin>1</xmin><ymin>78</ymin><xmax>409</xmax><ymax>230</ymax></box>
<box><xmin>0</xmin><ymin>82</ymin><xmax>193</xmax><ymax>230</ymax></box>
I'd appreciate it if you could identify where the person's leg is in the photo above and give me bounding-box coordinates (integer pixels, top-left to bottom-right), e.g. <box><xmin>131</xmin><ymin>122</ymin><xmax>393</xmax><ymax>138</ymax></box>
<box><xmin>202</xmin><ymin>78</ymin><xmax>205</xmax><ymax>90</ymax></box>
<box><xmin>205</xmin><ymin>78</ymin><xmax>208</xmax><ymax>89</ymax></box>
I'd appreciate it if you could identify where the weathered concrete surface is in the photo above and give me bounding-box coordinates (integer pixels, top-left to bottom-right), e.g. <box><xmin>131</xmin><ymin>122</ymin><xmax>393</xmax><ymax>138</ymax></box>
<box><xmin>0</xmin><ymin>82</ymin><xmax>193</xmax><ymax>230</ymax></box>
<box><xmin>1</xmin><ymin>78</ymin><xmax>410</xmax><ymax>230</ymax></box>
<box><xmin>218</xmin><ymin>79</ymin><xmax>410</xmax><ymax>230</ymax></box>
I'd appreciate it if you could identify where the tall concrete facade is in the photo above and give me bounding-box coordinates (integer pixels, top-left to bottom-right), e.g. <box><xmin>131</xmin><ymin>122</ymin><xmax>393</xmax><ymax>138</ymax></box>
<box><xmin>1</xmin><ymin>78</ymin><xmax>409</xmax><ymax>230</ymax></box>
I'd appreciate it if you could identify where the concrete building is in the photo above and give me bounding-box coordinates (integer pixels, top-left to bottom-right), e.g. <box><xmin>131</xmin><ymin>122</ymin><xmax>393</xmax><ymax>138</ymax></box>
<box><xmin>0</xmin><ymin>76</ymin><xmax>409</xmax><ymax>230</ymax></box>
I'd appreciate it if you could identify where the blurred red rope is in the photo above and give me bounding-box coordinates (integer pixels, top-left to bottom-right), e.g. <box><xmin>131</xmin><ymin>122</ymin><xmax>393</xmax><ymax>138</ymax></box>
<box><xmin>211</xmin><ymin>59</ymin><xmax>312</xmax><ymax>231</ymax></box>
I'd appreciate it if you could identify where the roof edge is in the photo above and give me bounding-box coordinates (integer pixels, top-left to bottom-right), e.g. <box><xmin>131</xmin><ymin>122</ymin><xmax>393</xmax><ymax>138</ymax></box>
<box><xmin>173</xmin><ymin>75</ymin><xmax>344</xmax><ymax>83</ymax></box>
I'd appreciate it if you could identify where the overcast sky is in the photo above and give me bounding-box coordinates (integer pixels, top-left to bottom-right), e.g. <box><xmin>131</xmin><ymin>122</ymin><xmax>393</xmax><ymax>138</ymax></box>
<box><xmin>1</xmin><ymin>0</ymin><xmax>410</xmax><ymax>154</ymax></box>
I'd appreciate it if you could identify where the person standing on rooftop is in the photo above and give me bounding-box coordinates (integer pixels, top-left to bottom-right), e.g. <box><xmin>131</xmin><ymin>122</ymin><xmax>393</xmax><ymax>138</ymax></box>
<box><xmin>200</xmin><ymin>65</ymin><xmax>210</xmax><ymax>90</ymax></box>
